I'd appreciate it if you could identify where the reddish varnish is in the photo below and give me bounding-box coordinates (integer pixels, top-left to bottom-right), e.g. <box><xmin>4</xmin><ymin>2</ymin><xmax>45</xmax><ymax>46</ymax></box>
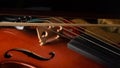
<box><xmin>0</xmin><ymin>28</ymin><xmax>105</xmax><ymax>68</ymax></box>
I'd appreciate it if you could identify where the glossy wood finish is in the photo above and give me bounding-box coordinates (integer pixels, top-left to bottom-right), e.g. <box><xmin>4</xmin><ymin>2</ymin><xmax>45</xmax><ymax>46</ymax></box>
<box><xmin>0</xmin><ymin>28</ymin><xmax>105</xmax><ymax>68</ymax></box>
<box><xmin>0</xmin><ymin>60</ymin><xmax>38</xmax><ymax>68</ymax></box>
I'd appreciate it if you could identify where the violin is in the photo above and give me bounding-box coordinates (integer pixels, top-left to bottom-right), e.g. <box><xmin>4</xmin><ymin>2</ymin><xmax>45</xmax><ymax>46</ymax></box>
<box><xmin>0</xmin><ymin>15</ymin><xmax>119</xmax><ymax>68</ymax></box>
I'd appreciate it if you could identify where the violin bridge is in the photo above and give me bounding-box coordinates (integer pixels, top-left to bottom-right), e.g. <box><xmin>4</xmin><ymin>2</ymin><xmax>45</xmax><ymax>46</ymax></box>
<box><xmin>36</xmin><ymin>26</ymin><xmax>62</xmax><ymax>46</ymax></box>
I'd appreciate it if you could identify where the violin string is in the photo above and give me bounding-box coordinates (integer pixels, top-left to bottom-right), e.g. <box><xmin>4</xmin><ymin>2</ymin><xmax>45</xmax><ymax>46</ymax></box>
<box><xmin>42</xmin><ymin>20</ymin><xmax>76</xmax><ymax>40</ymax></box>
<box><xmin>38</xmin><ymin>20</ymin><xmax>73</xmax><ymax>40</ymax></box>
<box><xmin>31</xmin><ymin>17</ymin><xmax>120</xmax><ymax>50</ymax></box>
<box><xmin>45</xmin><ymin>22</ymin><xmax>120</xmax><ymax>56</ymax></box>
<box><xmin>57</xmin><ymin>17</ymin><xmax>120</xmax><ymax>50</ymax></box>
<box><xmin>58</xmin><ymin>24</ymin><xmax>120</xmax><ymax>55</ymax></box>
<box><xmin>48</xmin><ymin>17</ymin><xmax>77</xmax><ymax>38</ymax></box>
<box><xmin>49</xmin><ymin>17</ymin><xmax>120</xmax><ymax>55</ymax></box>
<box><xmin>47</xmin><ymin>28</ymin><xmax>72</xmax><ymax>40</ymax></box>
<box><xmin>18</xmin><ymin>16</ymin><xmax>120</xmax><ymax>55</ymax></box>
<box><xmin>78</xmin><ymin>26</ymin><xmax>120</xmax><ymax>48</ymax></box>
<box><xmin>58</xmin><ymin>17</ymin><xmax>120</xmax><ymax>53</ymax></box>
<box><xmin>75</xmin><ymin>26</ymin><xmax>120</xmax><ymax>51</ymax></box>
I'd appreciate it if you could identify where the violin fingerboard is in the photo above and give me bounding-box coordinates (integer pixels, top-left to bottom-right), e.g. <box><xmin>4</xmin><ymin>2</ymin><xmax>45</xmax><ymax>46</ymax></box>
<box><xmin>67</xmin><ymin>36</ymin><xmax>120</xmax><ymax>68</ymax></box>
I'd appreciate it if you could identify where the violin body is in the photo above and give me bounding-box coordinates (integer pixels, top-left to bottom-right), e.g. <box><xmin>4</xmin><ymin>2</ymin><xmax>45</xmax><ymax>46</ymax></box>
<box><xmin>0</xmin><ymin>0</ymin><xmax>120</xmax><ymax>67</ymax></box>
<box><xmin>0</xmin><ymin>27</ymin><xmax>105</xmax><ymax>68</ymax></box>
<box><xmin>0</xmin><ymin>15</ymin><xmax>120</xmax><ymax>68</ymax></box>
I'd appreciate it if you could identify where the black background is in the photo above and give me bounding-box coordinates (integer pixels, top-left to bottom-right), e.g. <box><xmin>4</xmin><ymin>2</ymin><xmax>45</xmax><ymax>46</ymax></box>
<box><xmin>0</xmin><ymin>0</ymin><xmax>120</xmax><ymax>18</ymax></box>
<box><xmin>0</xmin><ymin>0</ymin><xmax>119</xmax><ymax>12</ymax></box>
